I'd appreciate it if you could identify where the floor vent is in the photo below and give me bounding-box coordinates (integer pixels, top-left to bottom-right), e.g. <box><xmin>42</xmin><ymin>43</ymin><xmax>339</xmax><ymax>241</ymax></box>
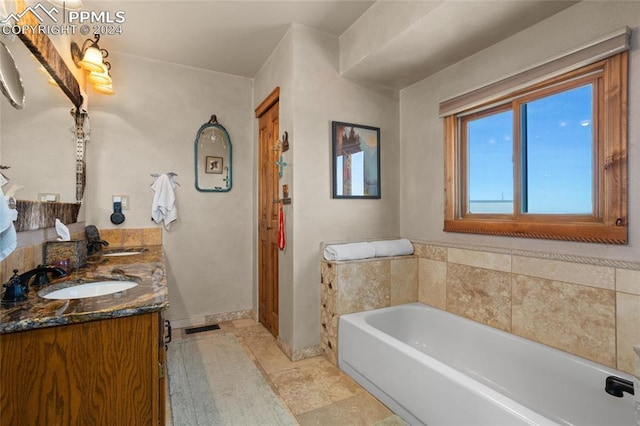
<box><xmin>184</xmin><ymin>324</ymin><xmax>221</xmax><ymax>335</ymax></box>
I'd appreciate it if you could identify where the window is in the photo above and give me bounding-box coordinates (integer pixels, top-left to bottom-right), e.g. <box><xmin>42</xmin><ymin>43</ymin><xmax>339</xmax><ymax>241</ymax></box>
<box><xmin>444</xmin><ymin>52</ymin><xmax>628</xmax><ymax>244</ymax></box>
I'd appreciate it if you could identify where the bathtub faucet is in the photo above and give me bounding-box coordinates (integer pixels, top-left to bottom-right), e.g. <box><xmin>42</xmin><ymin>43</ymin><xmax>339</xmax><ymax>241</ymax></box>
<box><xmin>604</xmin><ymin>376</ymin><xmax>634</xmax><ymax>398</ymax></box>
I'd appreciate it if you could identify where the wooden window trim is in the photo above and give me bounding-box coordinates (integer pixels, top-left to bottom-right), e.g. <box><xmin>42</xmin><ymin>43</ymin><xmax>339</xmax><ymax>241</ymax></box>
<box><xmin>444</xmin><ymin>52</ymin><xmax>628</xmax><ymax>244</ymax></box>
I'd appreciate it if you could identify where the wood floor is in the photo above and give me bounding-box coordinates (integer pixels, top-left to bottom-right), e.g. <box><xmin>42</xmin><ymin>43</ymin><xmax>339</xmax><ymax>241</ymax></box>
<box><xmin>166</xmin><ymin>318</ymin><xmax>405</xmax><ymax>425</ymax></box>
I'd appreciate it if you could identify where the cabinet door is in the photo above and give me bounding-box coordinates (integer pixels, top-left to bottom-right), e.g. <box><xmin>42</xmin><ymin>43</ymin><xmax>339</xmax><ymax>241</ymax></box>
<box><xmin>1</xmin><ymin>313</ymin><xmax>160</xmax><ymax>425</ymax></box>
<box><xmin>158</xmin><ymin>312</ymin><xmax>167</xmax><ymax>425</ymax></box>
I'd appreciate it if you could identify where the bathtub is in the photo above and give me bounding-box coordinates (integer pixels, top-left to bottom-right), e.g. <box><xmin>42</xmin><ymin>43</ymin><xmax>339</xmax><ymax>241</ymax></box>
<box><xmin>338</xmin><ymin>303</ymin><xmax>636</xmax><ymax>426</ymax></box>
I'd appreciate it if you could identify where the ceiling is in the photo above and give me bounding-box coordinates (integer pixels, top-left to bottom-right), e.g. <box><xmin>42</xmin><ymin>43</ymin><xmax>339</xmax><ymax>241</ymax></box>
<box><xmin>81</xmin><ymin>0</ymin><xmax>577</xmax><ymax>89</ymax></box>
<box><xmin>84</xmin><ymin>0</ymin><xmax>375</xmax><ymax>77</ymax></box>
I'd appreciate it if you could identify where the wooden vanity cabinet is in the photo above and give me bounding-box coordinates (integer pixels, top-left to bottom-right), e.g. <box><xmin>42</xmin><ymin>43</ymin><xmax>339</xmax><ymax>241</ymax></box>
<box><xmin>0</xmin><ymin>312</ymin><xmax>166</xmax><ymax>425</ymax></box>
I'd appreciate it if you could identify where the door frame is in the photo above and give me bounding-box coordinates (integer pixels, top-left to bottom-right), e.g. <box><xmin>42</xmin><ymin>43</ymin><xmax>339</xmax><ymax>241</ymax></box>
<box><xmin>255</xmin><ymin>87</ymin><xmax>280</xmax><ymax>336</ymax></box>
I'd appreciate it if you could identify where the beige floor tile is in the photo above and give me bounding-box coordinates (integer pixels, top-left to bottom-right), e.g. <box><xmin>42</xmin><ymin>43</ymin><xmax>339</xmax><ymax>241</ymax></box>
<box><xmin>269</xmin><ymin>357</ymin><xmax>364</xmax><ymax>415</ymax></box>
<box><xmin>239</xmin><ymin>323</ymin><xmax>276</xmax><ymax>339</ymax></box>
<box><xmin>168</xmin><ymin>321</ymin><xmax>399</xmax><ymax>425</ymax></box>
<box><xmin>233</xmin><ymin>318</ymin><xmax>259</xmax><ymax>328</ymax></box>
<box><xmin>240</xmin><ymin>325</ymin><xmax>316</xmax><ymax>374</ymax></box>
<box><xmin>296</xmin><ymin>391</ymin><xmax>394</xmax><ymax>426</ymax></box>
<box><xmin>236</xmin><ymin>336</ymin><xmax>259</xmax><ymax>362</ymax></box>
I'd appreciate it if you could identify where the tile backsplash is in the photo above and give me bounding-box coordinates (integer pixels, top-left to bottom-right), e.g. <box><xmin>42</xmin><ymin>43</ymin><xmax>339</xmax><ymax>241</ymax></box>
<box><xmin>0</xmin><ymin>226</ymin><xmax>162</xmax><ymax>285</ymax></box>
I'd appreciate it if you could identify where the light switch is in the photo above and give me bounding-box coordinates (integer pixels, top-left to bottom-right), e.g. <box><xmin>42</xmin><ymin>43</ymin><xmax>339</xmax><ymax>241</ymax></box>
<box><xmin>112</xmin><ymin>195</ymin><xmax>130</xmax><ymax>210</ymax></box>
<box><xmin>38</xmin><ymin>193</ymin><xmax>59</xmax><ymax>202</ymax></box>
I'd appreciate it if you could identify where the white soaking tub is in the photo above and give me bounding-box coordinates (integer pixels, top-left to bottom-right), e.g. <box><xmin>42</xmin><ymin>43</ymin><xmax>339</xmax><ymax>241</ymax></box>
<box><xmin>338</xmin><ymin>303</ymin><xmax>635</xmax><ymax>426</ymax></box>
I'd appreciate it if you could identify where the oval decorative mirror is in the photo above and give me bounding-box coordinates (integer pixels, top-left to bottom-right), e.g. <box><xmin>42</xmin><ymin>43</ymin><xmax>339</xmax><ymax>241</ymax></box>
<box><xmin>194</xmin><ymin>115</ymin><xmax>232</xmax><ymax>192</ymax></box>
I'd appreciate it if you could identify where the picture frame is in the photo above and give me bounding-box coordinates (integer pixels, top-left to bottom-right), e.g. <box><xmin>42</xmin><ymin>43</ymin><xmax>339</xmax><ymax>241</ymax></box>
<box><xmin>331</xmin><ymin>121</ymin><xmax>380</xmax><ymax>199</ymax></box>
<box><xmin>205</xmin><ymin>156</ymin><xmax>223</xmax><ymax>174</ymax></box>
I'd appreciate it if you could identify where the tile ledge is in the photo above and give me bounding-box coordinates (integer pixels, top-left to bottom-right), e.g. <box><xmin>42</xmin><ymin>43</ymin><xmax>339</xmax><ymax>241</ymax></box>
<box><xmin>409</xmin><ymin>239</ymin><xmax>640</xmax><ymax>271</ymax></box>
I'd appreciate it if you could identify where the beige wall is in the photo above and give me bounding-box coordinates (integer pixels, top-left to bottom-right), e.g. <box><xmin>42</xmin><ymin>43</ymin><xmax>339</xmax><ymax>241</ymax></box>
<box><xmin>400</xmin><ymin>1</ymin><xmax>640</xmax><ymax>261</ymax></box>
<box><xmin>253</xmin><ymin>28</ymin><xmax>296</xmax><ymax>347</ymax></box>
<box><xmin>398</xmin><ymin>0</ymin><xmax>640</xmax><ymax>375</ymax></box>
<box><xmin>291</xmin><ymin>25</ymin><xmax>400</xmax><ymax>351</ymax></box>
<box><xmin>85</xmin><ymin>53</ymin><xmax>254</xmax><ymax>325</ymax></box>
<box><xmin>255</xmin><ymin>24</ymin><xmax>400</xmax><ymax>355</ymax></box>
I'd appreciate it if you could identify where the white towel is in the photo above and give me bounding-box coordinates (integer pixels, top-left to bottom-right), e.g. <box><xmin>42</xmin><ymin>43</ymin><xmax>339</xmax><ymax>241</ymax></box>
<box><xmin>371</xmin><ymin>239</ymin><xmax>414</xmax><ymax>257</ymax></box>
<box><xmin>151</xmin><ymin>174</ymin><xmax>178</xmax><ymax>229</ymax></box>
<box><xmin>0</xmin><ymin>188</ymin><xmax>17</xmax><ymax>262</ymax></box>
<box><xmin>323</xmin><ymin>242</ymin><xmax>376</xmax><ymax>262</ymax></box>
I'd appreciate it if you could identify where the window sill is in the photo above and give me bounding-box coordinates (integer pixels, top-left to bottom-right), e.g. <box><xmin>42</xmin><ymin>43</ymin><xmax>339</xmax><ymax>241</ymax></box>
<box><xmin>444</xmin><ymin>219</ymin><xmax>627</xmax><ymax>245</ymax></box>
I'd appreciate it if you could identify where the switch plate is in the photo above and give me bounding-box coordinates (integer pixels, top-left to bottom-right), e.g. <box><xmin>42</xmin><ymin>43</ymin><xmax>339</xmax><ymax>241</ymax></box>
<box><xmin>112</xmin><ymin>195</ymin><xmax>130</xmax><ymax>210</ymax></box>
<box><xmin>38</xmin><ymin>193</ymin><xmax>59</xmax><ymax>202</ymax></box>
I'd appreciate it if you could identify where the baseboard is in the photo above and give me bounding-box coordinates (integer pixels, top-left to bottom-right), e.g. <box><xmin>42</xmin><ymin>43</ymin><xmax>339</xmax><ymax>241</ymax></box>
<box><xmin>277</xmin><ymin>336</ymin><xmax>322</xmax><ymax>362</ymax></box>
<box><xmin>168</xmin><ymin>309</ymin><xmax>255</xmax><ymax>329</ymax></box>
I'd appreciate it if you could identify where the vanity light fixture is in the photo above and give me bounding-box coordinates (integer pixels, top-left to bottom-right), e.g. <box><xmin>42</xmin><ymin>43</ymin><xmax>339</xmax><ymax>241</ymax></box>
<box><xmin>70</xmin><ymin>34</ymin><xmax>114</xmax><ymax>95</ymax></box>
<box><xmin>87</xmin><ymin>62</ymin><xmax>112</xmax><ymax>86</ymax></box>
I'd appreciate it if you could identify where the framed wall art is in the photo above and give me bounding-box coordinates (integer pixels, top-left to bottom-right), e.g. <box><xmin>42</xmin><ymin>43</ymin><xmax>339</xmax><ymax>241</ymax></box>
<box><xmin>205</xmin><ymin>156</ymin><xmax>223</xmax><ymax>174</ymax></box>
<box><xmin>331</xmin><ymin>121</ymin><xmax>380</xmax><ymax>199</ymax></box>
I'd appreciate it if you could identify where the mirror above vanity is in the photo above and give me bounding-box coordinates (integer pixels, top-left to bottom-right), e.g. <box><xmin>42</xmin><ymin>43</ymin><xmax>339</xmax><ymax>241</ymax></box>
<box><xmin>195</xmin><ymin>115</ymin><xmax>233</xmax><ymax>192</ymax></box>
<box><xmin>1</xmin><ymin>0</ymin><xmax>90</xmax><ymax>231</ymax></box>
<box><xmin>1</xmin><ymin>38</ymin><xmax>85</xmax><ymax>230</ymax></box>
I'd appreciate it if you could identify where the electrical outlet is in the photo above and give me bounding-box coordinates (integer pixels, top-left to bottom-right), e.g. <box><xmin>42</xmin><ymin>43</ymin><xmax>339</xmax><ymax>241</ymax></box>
<box><xmin>38</xmin><ymin>193</ymin><xmax>59</xmax><ymax>202</ymax></box>
<box><xmin>112</xmin><ymin>195</ymin><xmax>130</xmax><ymax>210</ymax></box>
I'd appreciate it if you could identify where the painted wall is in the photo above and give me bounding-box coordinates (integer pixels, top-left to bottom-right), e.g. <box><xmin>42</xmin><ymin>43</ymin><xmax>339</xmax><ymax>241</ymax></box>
<box><xmin>400</xmin><ymin>1</ymin><xmax>640</xmax><ymax>262</ymax></box>
<box><xmin>290</xmin><ymin>25</ymin><xmax>400</xmax><ymax>351</ymax></box>
<box><xmin>253</xmin><ymin>28</ymin><xmax>296</xmax><ymax>344</ymax></box>
<box><xmin>254</xmin><ymin>24</ymin><xmax>400</xmax><ymax>354</ymax></box>
<box><xmin>85</xmin><ymin>53</ymin><xmax>254</xmax><ymax>325</ymax></box>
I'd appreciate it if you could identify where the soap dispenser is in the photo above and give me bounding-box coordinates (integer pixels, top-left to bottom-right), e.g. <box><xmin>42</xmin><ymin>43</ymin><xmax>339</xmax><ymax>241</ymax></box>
<box><xmin>1</xmin><ymin>270</ymin><xmax>27</xmax><ymax>305</ymax></box>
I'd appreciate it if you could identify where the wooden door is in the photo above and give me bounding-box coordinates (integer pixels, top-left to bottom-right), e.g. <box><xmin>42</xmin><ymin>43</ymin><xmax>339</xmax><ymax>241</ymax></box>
<box><xmin>257</xmin><ymin>95</ymin><xmax>279</xmax><ymax>337</ymax></box>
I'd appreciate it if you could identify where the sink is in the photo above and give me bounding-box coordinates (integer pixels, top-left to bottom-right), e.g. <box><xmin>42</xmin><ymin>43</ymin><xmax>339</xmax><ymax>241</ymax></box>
<box><xmin>102</xmin><ymin>250</ymin><xmax>145</xmax><ymax>257</ymax></box>
<box><xmin>40</xmin><ymin>281</ymin><xmax>138</xmax><ymax>299</ymax></box>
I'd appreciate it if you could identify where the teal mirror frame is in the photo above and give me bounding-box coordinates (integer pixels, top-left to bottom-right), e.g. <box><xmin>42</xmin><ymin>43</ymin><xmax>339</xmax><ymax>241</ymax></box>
<box><xmin>194</xmin><ymin>115</ymin><xmax>232</xmax><ymax>192</ymax></box>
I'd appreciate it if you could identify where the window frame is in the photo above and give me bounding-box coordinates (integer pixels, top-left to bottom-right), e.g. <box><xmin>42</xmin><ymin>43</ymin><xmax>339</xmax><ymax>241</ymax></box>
<box><xmin>444</xmin><ymin>52</ymin><xmax>628</xmax><ymax>244</ymax></box>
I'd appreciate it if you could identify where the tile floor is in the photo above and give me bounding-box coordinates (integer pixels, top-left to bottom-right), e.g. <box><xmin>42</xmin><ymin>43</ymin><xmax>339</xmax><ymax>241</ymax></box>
<box><xmin>167</xmin><ymin>318</ymin><xmax>406</xmax><ymax>426</ymax></box>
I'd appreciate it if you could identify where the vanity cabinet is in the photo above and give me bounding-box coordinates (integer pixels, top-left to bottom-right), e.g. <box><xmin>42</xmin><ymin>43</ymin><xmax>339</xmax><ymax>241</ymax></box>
<box><xmin>0</xmin><ymin>312</ymin><xmax>166</xmax><ymax>425</ymax></box>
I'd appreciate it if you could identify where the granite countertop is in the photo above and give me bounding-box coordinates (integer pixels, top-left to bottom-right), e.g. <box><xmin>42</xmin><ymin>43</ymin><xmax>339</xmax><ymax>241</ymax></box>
<box><xmin>0</xmin><ymin>245</ymin><xmax>169</xmax><ymax>334</ymax></box>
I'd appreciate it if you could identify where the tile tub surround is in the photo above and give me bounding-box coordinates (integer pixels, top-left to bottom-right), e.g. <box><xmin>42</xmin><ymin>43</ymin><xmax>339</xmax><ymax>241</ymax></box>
<box><xmin>0</xmin><ymin>245</ymin><xmax>168</xmax><ymax>334</ymax></box>
<box><xmin>320</xmin><ymin>255</ymin><xmax>418</xmax><ymax>366</ymax></box>
<box><xmin>321</xmin><ymin>241</ymin><xmax>640</xmax><ymax>376</ymax></box>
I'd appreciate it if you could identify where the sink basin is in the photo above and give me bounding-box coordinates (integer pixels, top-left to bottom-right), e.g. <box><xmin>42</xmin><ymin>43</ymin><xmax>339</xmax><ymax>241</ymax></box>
<box><xmin>102</xmin><ymin>251</ymin><xmax>145</xmax><ymax>257</ymax></box>
<box><xmin>40</xmin><ymin>281</ymin><xmax>138</xmax><ymax>299</ymax></box>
